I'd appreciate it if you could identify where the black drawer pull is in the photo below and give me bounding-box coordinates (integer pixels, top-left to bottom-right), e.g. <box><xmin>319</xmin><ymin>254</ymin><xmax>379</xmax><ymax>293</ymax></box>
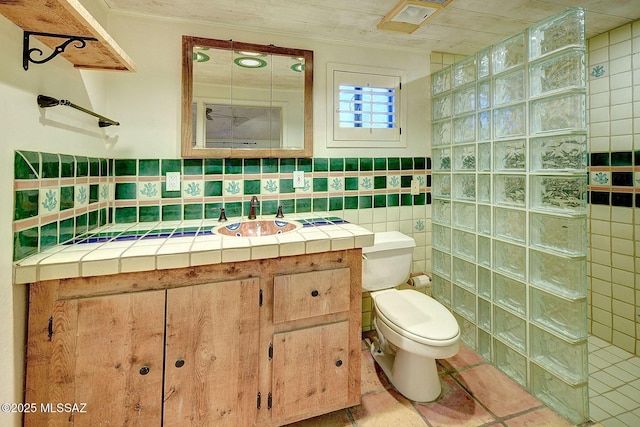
<box><xmin>311</xmin><ymin>290</ymin><xmax>319</xmax><ymax>297</ymax></box>
<box><xmin>139</xmin><ymin>366</ymin><xmax>150</xmax><ymax>375</ymax></box>
<box><xmin>335</xmin><ymin>359</ymin><xmax>343</xmax><ymax>367</ymax></box>
<box><xmin>175</xmin><ymin>359</ymin><xmax>185</xmax><ymax>368</ymax></box>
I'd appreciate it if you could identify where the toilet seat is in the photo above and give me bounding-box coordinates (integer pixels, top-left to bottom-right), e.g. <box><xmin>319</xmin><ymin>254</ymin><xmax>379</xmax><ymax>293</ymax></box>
<box><xmin>374</xmin><ymin>289</ymin><xmax>459</xmax><ymax>347</ymax></box>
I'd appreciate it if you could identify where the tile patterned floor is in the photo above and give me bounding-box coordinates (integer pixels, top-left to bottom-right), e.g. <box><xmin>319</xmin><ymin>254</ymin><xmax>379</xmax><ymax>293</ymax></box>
<box><xmin>286</xmin><ymin>335</ymin><xmax>594</xmax><ymax>427</ymax></box>
<box><xmin>588</xmin><ymin>335</ymin><xmax>640</xmax><ymax>427</ymax></box>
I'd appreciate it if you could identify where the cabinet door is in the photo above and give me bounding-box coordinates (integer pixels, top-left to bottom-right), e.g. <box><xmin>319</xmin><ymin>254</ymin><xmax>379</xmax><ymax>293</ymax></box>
<box><xmin>50</xmin><ymin>290</ymin><xmax>166</xmax><ymax>426</ymax></box>
<box><xmin>164</xmin><ymin>278</ymin><xmax>261</xmax><ymax>426</ymax></box>
<box><xmin>271</xmin><ymin>321</ymin><xmax>350</xmax><ymax>424</ymax></box>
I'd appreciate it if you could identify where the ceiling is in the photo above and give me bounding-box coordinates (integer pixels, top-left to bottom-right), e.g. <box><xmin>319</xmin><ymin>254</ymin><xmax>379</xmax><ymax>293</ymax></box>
<box><xmin>102</xmin><ymin>0</ymin><xmax>640</xmax><ymax>54</ymax></box>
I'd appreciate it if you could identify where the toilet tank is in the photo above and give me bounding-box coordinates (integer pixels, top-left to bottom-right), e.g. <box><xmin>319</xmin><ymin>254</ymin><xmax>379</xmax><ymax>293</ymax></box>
<box><xmin>362</xmin><ymin>231</ymin><xmax>416</xmax><ymax>292</ymax></box>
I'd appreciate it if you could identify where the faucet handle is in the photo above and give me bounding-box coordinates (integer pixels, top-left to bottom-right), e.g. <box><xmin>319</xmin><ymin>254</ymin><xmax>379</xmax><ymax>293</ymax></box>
<box><xmin>275</xmin><ymin>203</ymin><xmax>293</xmax><ymax>218</ymax></box>
<box><xmin>211</xmin><ymin>207</ymin><xmax>227</xmax><ymax>222</ymax></box>
<box><xmin>218</xmin><ymin>207</ymin><xmax>227</xmax><ymax>222</ymax></box>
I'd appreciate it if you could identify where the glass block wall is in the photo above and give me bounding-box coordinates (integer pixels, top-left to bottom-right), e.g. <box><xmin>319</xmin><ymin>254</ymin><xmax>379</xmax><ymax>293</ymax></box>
<box><xmin>430</xmin><ymin>8</ymin><xmax>589</xmax><ymax>424</ymax></box>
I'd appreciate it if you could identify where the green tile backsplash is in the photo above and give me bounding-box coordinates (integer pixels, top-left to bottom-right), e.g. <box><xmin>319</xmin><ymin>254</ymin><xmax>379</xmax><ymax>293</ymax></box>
<box><xmin>13</xmin><ymin>151</ymin><xmax>432</xmax><ymax>262</ymax></box>
<box><xmin>16</xmin><ymin>149</ymin><xmax>640</xmax><ymax>263</ymax></box>
<box><xmin>13</xmin><ymin>151</ymin><xmax>111</xmax><ymax>261</ymax></box>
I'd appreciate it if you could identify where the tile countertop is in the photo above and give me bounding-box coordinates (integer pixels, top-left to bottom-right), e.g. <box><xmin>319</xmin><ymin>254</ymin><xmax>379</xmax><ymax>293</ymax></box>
<box><xmin>13</xmin><ymin>214</ymin><xmax>375</xmax><ymax>285</ymax></box>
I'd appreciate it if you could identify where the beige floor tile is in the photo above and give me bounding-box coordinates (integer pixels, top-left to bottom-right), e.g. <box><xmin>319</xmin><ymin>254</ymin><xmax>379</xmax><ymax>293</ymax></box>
<box><xmin>503</xmin><ymin>407</ymin><xmax>575</xmax><ymax>426</ymax></box>
<box><xmin>350</xmin><ymin>388</ymin><xmax>427</xmax><ymax>427</ymax></box>
<box><xmin>591</xmin><ymin>370</ymin><xmax>625</xmax><ymax>388</ymax></box>
<box><xmin>602</xmin><ymin>390</ymin><xmax>640</xmax><ymax>411</ymax></box>
<box><xmin>589</xmin><ymin>353</ymin><xmax>610</xmax><ymax>370</ymax></box>
<box><xmin>415</xmin><ymin>375</ymin><xmax>496</xmax><ymax>427</ymax></box>
<box><xmin>617</xmin><ymin>411</ymin><xmax>640</xmax><ymax>426</ymax></box>
<box><xmin>284</xmin><ymin>408</ymin><xmax>353</xmax><ymax>426</ymax></box>
<box><xmin>360</xmin><ymin>350</ymin><xmax>391</xmax><ymax>395</ymax></box>
<box><xmin>603</xmin><ymin>345</ymin><xmax>634</xmax><ymax>360</ymax></box>
<box><xmin>453</xmin><ymin>364</ymin><xmax>543</xmax><ymax>418</ymax></box>
<box><xmin>437</xmin><ymin>343</ymin><xmax>488</xmax><ymax>372</ymax></box>
<box><xmin>603</xmin><ymin>364</ymin><xmax>635</xmax><ymax>382</ymax></box>
<box><xmin>618</xmin><ymin>359</ymin><xmax>640</xmax><ymax>376</ymax></box>
<box><xmin>293</xmin><ymin>337</ymin><xmax>596</xmax><ymax>427</ymax></box>
<box><xmin>591</xmin><ymin>395</ymin><xmax>627</xmax><ymax>417</ymax></box>
<box><xmin>589</xmin><ymin>376</ymin><xmax>609</xmax><ymax>395</ymax></box>
<box><xmin>618</xmin><ymin>383</ymin><xmax>640</xmax><ymax>399</ymax></box>
<box><xmin>588</xmin><ymin>403</ymin><xmax>613</xmax><ymax>424</ymax></box>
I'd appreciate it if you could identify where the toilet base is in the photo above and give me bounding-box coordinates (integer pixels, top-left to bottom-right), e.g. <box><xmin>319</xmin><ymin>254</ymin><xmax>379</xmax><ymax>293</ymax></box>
<box><xmin>370</xmin><ymin>338</ymin><xmax>442</xmax><ymax>402</ymax></box>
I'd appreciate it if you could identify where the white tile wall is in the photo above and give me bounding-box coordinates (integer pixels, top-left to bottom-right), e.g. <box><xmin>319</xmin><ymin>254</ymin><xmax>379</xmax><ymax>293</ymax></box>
<box><xmin>587</xmin><ymin>22</ymin><xmax>639</xmax><ymax>357</ymax></box>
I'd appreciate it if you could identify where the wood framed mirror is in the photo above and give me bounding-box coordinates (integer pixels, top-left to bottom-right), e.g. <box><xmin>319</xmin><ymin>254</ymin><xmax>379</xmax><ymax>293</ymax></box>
<box><xmin>181</xmin><ymin>36</ymin><xmax>313</xmax><ymax>158</ymax></box>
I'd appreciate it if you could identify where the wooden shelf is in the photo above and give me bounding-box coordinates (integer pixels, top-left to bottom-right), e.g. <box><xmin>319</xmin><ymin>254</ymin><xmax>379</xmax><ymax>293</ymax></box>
<box><xmin>0</xmin><ymin>0</ymin><xmax>136</xmax><ymax>72</ymax></box>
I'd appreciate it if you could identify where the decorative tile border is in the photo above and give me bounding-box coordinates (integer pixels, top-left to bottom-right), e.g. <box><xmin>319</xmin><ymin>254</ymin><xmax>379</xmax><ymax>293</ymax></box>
<box><xmin>13</xmin><ymin>151</ymin><xmax>432</xmax><ymax>262</ymax></box>
<box><xmin>587</xmin><ymin>150</ymin><xmax>640</xmax><ymax>207</ymax></box>
<box><xmin>108</xmin><ymin>157</ymin><xmax>432</xmax><ymax>222</ymax></box>
<box><xmin>14</xmin><ymin>151</ymin><xmax>111</xmax><ymax>261</ymax></box>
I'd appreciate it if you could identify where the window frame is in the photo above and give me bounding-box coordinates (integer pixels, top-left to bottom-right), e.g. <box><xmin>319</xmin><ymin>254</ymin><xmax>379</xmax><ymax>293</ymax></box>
<box><xmin>327</xmin><ymin>63</ymin><xmax>406</xmax><ymax>148</ymax></box>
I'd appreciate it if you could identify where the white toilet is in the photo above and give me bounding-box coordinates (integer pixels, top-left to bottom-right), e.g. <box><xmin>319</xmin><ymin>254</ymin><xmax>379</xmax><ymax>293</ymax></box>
<box><xmin>362</xmin><ymin>231</ymin><xmax>460</xmax><ymax>402</ymax></box>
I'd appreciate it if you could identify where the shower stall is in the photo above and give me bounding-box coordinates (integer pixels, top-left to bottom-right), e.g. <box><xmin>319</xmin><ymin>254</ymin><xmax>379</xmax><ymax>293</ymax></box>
<box><xmin>430</xmin><ymin>8</ymin><xmax>590</xmax><ymax>424</ymax></box>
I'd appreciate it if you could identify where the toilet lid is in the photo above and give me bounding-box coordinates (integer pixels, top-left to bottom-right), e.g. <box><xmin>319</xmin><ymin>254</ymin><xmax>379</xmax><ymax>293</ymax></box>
<box><xmin>374</xmin><ymin>289</ymin><xmax>459</xmax><ymax>343</ymax></box>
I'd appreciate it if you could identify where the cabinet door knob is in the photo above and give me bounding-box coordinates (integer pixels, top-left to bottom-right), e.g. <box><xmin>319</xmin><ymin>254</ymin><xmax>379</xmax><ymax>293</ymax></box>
<box><xmin>311</xmin><ymin>290</ymin><xmax>319</xmax><ymax>297</ymax></box>
<box><xmin>139</xmin><ymin>366</ymin><xmax>150</xmax><ymax>375</ymax></box>
<box><xmin>335</xmin><ymin>359</ymin><xmax>343</xmax><ymax>367</ymax></box>
<box><xmin>175</xmin><ymin>359</ymin><xmax>185</xmax><ymax>368</ymax></box>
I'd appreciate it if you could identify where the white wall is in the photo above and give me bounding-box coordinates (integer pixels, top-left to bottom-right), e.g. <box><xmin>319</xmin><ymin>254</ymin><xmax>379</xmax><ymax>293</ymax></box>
<box><xmin>0</xmin><ymin>13</ymin><xmax>114</xmax><ymax>427</ymax></box>
<box><xmin>104</xmin><ymin>11</ymin><xmax>432</xmax><ymax>159</ymax></box>
<box><xmin>0</xmin><ymin>2</ymin><xmax>430</xmax><ymax>425</ymax></box>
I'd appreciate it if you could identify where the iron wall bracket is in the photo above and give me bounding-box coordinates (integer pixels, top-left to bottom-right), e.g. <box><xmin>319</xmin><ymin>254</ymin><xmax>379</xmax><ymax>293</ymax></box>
<box><xmin>23</xmin><ymin>31</ymin><xmax>97</xmax><ymax>70</ymax></box>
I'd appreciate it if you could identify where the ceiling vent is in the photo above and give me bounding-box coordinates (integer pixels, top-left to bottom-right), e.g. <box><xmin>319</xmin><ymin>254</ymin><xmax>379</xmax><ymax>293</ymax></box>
<box><xmin>378</xmin><ymin>0</ymin><xmax>453</xmax><ymax>34</ymax></box>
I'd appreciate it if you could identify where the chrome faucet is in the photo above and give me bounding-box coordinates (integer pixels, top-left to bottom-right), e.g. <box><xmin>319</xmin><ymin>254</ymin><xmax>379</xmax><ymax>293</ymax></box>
<box><xmin>248</xmin><ymin>196</ymin><xmax>259</xmax><ymax>220</ymax></box>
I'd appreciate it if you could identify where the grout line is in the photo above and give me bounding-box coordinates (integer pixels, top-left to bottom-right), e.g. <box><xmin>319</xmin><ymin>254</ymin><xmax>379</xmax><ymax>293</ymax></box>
<box><xmin>344</xmin><ymin>408</ymin><xmax>357</xmax><ymax>426</ymax></box>
<box><xmin>587</xmin><ymin>336</ymin><xmax>640</xmax><ymax>425</ymax></box>
<box><xmin>446</xmin><ymin>371</ymin><xmax>502</xmax><ymax>421</ymax></box>
<box><xmin>411</xmin><ymin>402</ymin><xmax>435</xmax><ymax>427</ymax></box>
<box><xmin>497</xmin><ymin>405</ymin><xmax>554</xmax><ymax>424</ymax></box>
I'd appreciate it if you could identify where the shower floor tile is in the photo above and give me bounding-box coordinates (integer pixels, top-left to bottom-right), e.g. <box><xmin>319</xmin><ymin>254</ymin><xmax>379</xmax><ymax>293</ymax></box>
<box><xmin>588</xmin><ymin>335</ymin><xmax>640</xmax><ymax>426</ymax></box>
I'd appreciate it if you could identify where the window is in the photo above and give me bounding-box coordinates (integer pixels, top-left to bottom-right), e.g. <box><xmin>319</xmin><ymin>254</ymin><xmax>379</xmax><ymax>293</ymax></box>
<box><xmin>328</xmin><ymin>64</ymin><xmax>404</xmax><ymax>147</ymax></box>
<box><xmin>338</xmin><ymin>85</ymin><xmax>396</xmax><ymax>129</ymax></box>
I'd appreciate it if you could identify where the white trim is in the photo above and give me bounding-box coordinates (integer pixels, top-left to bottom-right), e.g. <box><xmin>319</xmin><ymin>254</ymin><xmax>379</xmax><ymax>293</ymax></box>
<box><xmin>327</xmin><ymin>62</ymin><xmax>407</xmax><ymax>148</ymax></box>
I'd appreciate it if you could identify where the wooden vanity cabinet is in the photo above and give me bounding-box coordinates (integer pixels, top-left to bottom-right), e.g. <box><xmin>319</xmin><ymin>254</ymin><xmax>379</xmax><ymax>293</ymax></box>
<box><xmin>50</xmin><ymin>290</ymin><xmax>166</xmax><ymax>426</ymax></box>
<box><xmin>270</xmin><ymin>268</ymin><xmax>354</xmax><ymax>425</ymax></box>
<box><xmin>46</xmin><ymin>278</ymin><xmax>260</xmax><ymax>426</ymax></box>
<box><xmin>163</xmin><ymin>279</ymin><xmax>261</xmax><ymax>426</ymax></box>
<box><xmin>24</xmin><ymin>250</ymin><xmax>361</xmax><ymax>427</ymax></box>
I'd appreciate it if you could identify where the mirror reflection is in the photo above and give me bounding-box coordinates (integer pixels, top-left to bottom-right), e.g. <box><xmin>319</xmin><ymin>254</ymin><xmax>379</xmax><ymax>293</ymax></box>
<box><xmin>182</xmin><ymin>37</ymin><xmax>313</xmax><ymax>158</ymax></box>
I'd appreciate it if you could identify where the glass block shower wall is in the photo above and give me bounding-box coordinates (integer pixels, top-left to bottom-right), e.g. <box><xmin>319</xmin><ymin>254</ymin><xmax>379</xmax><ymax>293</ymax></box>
<box><xmin>430</xmin><ymin>8</ymin><xmax>589</xmax><ymax>424</ymax></box>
